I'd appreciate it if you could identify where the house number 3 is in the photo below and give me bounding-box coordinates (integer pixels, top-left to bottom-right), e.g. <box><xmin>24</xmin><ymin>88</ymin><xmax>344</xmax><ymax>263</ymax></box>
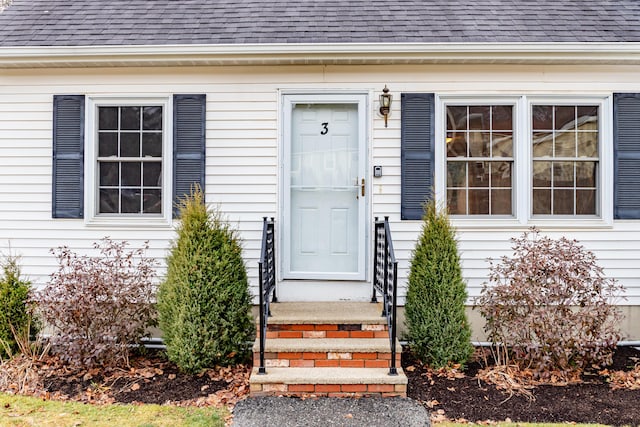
<box><xmin>320</xmin><ymin>122</ymin><xmax>329</xmax><ymax>135</ymax></box>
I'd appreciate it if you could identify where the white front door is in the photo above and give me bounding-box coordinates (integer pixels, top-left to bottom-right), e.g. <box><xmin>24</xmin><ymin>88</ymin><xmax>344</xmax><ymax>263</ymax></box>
<box><xmin>282</xmin><ymin>94</ymin><xmax>367</xmax><ymax>281</ymax></box>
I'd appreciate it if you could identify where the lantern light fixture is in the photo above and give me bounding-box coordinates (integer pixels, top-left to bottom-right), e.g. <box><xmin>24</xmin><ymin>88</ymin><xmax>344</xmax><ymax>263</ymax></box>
<box><xmin>379</xmin><ymin>85</ymin><xmax>392</xmax><ymax>128</ymax></box>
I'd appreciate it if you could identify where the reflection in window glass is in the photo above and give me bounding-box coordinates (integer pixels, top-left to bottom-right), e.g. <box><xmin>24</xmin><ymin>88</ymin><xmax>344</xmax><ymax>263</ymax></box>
<box><xmin>97</xmin><ymin>105</ymin><xmax>163</xmax><ymax>215</ymax></box>
<box><xmin>446</xmin><ymin>105</ymin><xmax>513</xmax><ymax>215</ymax></box>
<box><xmin>531</xmin><ymin>105</ymin><xmax>598</xmax><ymax>215</ymax></box>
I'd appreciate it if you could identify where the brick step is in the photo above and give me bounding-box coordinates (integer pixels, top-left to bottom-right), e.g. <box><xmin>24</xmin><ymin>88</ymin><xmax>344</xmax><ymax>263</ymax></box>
<box><xmin>253</xmin><ymin>338</ymin><xmax>401</xmax><ymax>368</ymax></box>
<box><xmin>260</xmin><ymin>323</ymin><xmax>389</xmax><ymax>339</ymax></box>
<box><xmin>250</xmin><ymin>367</ymin><xmax>407</xmax><ymax>398</ymax></box>
<box><xmin>257</xmin><ymin>301</ymin><xmax>389</xmax><ymax>338</ymax></box>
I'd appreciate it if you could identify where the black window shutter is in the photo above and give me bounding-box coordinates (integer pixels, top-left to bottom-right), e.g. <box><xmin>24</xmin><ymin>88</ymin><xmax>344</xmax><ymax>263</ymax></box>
<box><xmin>173</xmin><ymin>94</ymin><xmax>206</xmax><ymax>217</ymax></box>
<box><xmin>401</xmin><ymin>93</ymin><xmax>434</xmax><ymax>220</ymax></box>
<box><xmin>52</xmin><ymin>95</ymin><xmax>85</xmax><ymax>218</ymax></box>
<box><xmin>614</xmin><ymin>93</ymin><xmax>640</xmax><ymax>219</ymax></box>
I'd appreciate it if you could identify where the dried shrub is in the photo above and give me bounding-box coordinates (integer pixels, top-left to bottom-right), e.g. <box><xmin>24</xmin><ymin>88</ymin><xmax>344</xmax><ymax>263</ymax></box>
<box><xmin>33</xmin><ymin>239</ymin><xmax>157</xmax><ymax>367</ymax></box>
<box><xmin>476</xmin><ymin>228</ymin><xmax>624</xmax><ymax>378</ymax></box>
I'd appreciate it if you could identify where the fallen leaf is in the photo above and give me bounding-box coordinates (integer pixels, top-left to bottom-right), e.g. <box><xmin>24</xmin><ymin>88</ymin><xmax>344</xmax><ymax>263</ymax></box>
<box><xmin>168</xmin><ymin>374</ymin><xmax>176</xmax><ymax>380</ymax></box>
<box><xmin>131</xmin><ymin>383</ymin><xmax>140</xmax><ymax>391</ymax></box>
<box><xmin>344</xmin><ymin>413</ymin><xmax>353</xmax><ymax>419</ymax></box>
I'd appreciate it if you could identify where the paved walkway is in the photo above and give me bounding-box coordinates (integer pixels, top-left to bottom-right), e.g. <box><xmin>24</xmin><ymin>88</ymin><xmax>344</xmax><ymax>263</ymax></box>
<box><xmin>232</xmin><ymin>396</ymin><xmax>430</xmax><ymax>427</ymax></box>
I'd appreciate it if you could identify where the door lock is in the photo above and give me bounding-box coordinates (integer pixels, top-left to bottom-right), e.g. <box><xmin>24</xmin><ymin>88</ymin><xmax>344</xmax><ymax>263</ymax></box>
<box><xmin>361</xmin><ymin>178</ymin><xmax>365</xmax><ymax>197</ymax></box>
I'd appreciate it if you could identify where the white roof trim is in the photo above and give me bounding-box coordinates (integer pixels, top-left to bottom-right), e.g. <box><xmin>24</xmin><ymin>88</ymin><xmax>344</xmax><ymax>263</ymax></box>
<box><xmin>2</xmin><ymin>42</ymin><xmax>640</xmax><ymax>68</ymax></box>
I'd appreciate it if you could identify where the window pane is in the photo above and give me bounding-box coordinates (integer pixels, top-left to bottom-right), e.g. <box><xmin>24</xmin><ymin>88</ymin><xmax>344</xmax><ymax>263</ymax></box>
<box><xmin>532</xmin><ymin>105</ymin><xmax>553</xmax><ymax>130</ymax></box>
<box><xmin>447</xmin><ymin>133</ymin><xmax>468</xmax><ymax>157</ymax></box>
<box><xmin>121</xmin><ymin>106</ymin><xmax>140</xmax><ymax>130</ymax></box>
<box><xmin>553</xmin><ymin>189</ymin><xmax>574</xmax><ymax>214</ymax></box>
<box><xmin>576</xmin><ymin>162</ymin><xmax>597</xmax><ymax>187</ymax></box>
<box><xmin>143</xmin><ymin>106</ymin><xmax>162</xmax><ymax>130</ymax></box>
<box><xmin>98</xmin><ymin>107</ymin><xmax>118</xmax><ymax>130</ymax></box>
<box><xmin>533</xmin><ymin>132</ymin><xmax>553</xmax><ymax>157</ymax></box>
<box><xmin>98</xmin><ymin>132</ymin><xmax>118</xmax><ymax>157</ymax></box>
<box><xmin>120</xmin><ymin>133</ymin><xmax>141</xmax><ymax>157</ymax></box>
<box><xmin>532</xmin><ymin>161</ymin><xmax>551</xmax><ymax>187</ymax></box>
<box><xmin>555</xmin><ymin>106</ymin><xmax>575</xmax><ymax>130</ymax></box>
<box><xmin>121</xmin><ymin>162</ymin><xmax>141</xmax><ymax>186</ymax></box>
<box><xmin>143</xmin><ymin>162</ymin><xmax>162</xmax><ymax>186</ymax></box>
<box><xmin>121</xmin><ymin>189</ymin><xmax>141</xmax><ymax>213</ymax></box>
<box><xmin>468</xmin><ymin>132</ymin><xmax>490</xmax><ymax>157</ymax></box>
<box><xmin>553</xmin><ymin>162</ymin><xmax>574</xmax><ymax>187</ymax></box>
<box><xmin>143</xmin><ymin>189</ymin><xmax>162</xmax><ymax>213</ymax></box>
<box><xmin>99</xmin><ymin>189</ymin><xmax>119</xmax><ymax>213</ymax></box>
<box><xmin>533</xmin><ymin>189</ymin><xmax>551</xmax><ymax>214</ymax></box>
<box><xmin>555</xmin><ymin>131</ymin><xmax>576</xmax><ymax>157</ymax></box>
<box><xmin>99</xmin><ymin>162</ymin><xmax>119</xmax><ymax>186</ymax></box>
<box><xmin>490</xmin><ymin>161</ymin><xmax>512</xmax><ymax>187</ymax></box>
<box><xmin>142</xmin><ymin>133</ymin><xmax>162</xmax><ymax>157</ymax></box>
<box><xmin>447</xmin><ymin>162</ymin><xmax>466</xmax><ymax>187</ymax></box>
<box><xmin>492</xmin><ymin>132</ymin><xmax>512</xmax><ymax>157</ymax></box>
<box><xmin>469</xmin><ymin>106</ymin><xmax>490</xmax><ymax>130</ymax></box>
<box><xmin>577</xmin><ymin>105</ymin><xmax>598</xmax><ymax>121</ymax></box>
<box><xmin>469</xmin><ymin>162</ymin><xmax>489</xmax><ymax>187</ymax></box>
<box><xmin>468</xmin><ymin>189</ymin><xmax>489</xmax><ymax>214</ymax></box>
<box><xmin>447</xmin><ymin>189</ymin><xmax>467</xmax><ymax>214</ymax></box>
<box><xmin>447</xmin><ymin>106</ymin><xmax>467</xmax><ymax>130</ymax></box>
<box><xmin>576</xmin><ymin>189</ymin><xmax>596</xmax><ymax>215</ymax></box>
<box><xmin>491</xmin><ymin>189</ymin><xmax>512</xmax><ymax>214</ymax></box>
<box><xmin>577</xmin><ymin>131</ymin><xmax>598</xmax><ymax>157</ymax></box>
<box><xmin>492</xmin><ymin>106</ymin><xmax>513</xmax><ymax>130</ymax></box>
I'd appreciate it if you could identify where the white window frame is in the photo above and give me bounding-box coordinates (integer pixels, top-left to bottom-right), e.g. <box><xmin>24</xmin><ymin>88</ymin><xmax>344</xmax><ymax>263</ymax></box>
<box><xmin>435</xmin><ymin>95</ymin><xmax>613</xmax><ymax>228</ymax></box>
<box><xmin>84</xmin><ymin>96</ymin><xmax>173</xmax><ymax>227</ymax></box>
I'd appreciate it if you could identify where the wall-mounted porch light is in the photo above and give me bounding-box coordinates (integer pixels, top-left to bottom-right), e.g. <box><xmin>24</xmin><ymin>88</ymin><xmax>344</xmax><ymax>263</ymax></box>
<box><xmin>379</xmin><ymin>85</ymin><xmax>392</xmax><ymax>128</ymax></box>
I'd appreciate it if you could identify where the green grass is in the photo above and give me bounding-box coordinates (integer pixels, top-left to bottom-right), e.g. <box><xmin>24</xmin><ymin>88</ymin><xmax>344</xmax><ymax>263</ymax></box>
<box><xmin>0</xmin><ymin>393</ymin><xmax>226</xmax><ymax>427</ymax></box>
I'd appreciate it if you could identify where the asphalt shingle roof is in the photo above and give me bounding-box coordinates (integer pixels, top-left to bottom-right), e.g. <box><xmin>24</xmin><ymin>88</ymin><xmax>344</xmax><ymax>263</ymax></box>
<box><xmin>2</xmin><ymin>0</ymin><xmax>640</xmax><ymax>47</ymax></box>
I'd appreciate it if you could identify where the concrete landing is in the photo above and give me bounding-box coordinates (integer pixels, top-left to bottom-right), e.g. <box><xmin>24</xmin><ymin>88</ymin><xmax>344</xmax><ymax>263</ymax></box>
<box><xmin>267</xmin><ymin>301</ymin><xmax>386</xmax><ymax>324</ymax></box>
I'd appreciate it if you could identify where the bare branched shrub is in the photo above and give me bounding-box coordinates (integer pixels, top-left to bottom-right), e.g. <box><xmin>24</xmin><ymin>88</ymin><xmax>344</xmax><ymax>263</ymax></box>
<box><xmin>476</xmin><ymin>228</ymin><xmax>624</xmax><ymax>378</ymax></box>
<box><xmin>33</xmin><ymin>238</ymin><xmax>157</xmax><ymax>367</ymax></box>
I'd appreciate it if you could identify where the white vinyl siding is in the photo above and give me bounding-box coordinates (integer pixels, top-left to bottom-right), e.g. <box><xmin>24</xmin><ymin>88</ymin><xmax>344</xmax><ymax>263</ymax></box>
<box><xmin>0</xmin><ymin>63</ymin><xmax>639</xmax><ymax>314</ymax></box>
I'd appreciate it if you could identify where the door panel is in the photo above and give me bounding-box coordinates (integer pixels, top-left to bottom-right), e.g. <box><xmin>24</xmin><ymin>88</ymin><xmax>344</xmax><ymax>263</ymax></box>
<box><xmin>284</xmin><ymin>99</ymin><xmax>366</xmax><ymax>280</ymax></box>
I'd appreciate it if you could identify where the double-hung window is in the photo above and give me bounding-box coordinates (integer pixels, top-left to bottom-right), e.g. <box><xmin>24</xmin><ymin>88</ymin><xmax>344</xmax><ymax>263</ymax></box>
<box><xmin>87</xmin><ymin>97</ymin><xmax>172</xmax><ymax>224</ymax></box>
<box><xmin>445</xmin><ymin>104</ymin><xmax>514</xmax><ymax>216</ymax></box>
<box><xmin>531</xmin><ymin>104</ymin><xmax>599</xmax><ymax>216</ymax></box>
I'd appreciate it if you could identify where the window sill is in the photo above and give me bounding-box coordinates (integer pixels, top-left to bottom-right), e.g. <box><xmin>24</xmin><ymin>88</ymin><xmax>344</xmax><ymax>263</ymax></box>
<box><xmin>449</xmin><ymin>216</ymin><xmax>613</xmax><ymax>231</ymax></box>
<box><xmin>84</xmin><ymin>215</ymin><xmax>173</xmax><ymax>229</ymax></box>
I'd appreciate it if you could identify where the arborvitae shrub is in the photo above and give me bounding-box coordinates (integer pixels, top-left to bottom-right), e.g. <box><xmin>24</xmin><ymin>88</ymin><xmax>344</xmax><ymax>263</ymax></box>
<box><xmin>34</xmin><ymin>239</ymin><xmax>157</xmax><ymax>367</ymax></box>
<box><xmin>405</xmin><ymin>201</ymin><xmax>473</xmax><ymax>368</ymax></box>
<box><xmin>477</xmin><ymin>228</ymin><xmax>624</xmax><ymax>377</ymax></box>
<box><xmin>0</xmin><ymin>254</ymin><xmax>35</xmax><ymax>359</ymax></box>
<box><xmin>157</xmin><ymin>188</ymin><xmax>254</xmax><ymax>373</ymax></box>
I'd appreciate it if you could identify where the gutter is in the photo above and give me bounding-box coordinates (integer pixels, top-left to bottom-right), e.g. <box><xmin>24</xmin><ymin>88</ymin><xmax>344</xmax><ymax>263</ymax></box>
<box><xmin>2</xmin><ymin>42</ymin><xmax>640</xmax><ymax>68</ymax></box>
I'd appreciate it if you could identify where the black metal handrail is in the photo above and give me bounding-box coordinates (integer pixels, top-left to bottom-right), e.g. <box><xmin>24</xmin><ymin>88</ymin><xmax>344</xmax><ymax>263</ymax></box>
<box><xmin>371</xmin><ymin>216</ymin><xmax>399</xmax><ymax>376</ymax></box>
<box><xmin>258</xmin><ymin>216</ymin><xmax>277</xmax><ymax>374</ymax></box>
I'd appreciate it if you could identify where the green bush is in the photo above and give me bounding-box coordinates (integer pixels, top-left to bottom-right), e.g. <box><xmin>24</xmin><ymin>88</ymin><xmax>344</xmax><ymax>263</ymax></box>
<box><xmin>157</xmin><ymin>188</ymin><xmax>254</xmax><ymax>373</ymax></box>
<box><xmin>405</xmin><ymin>201</ymin><xmax>473</xmax><ymax>368</ymax></box>
<box><xmin>0</xmin><ymin>253</ymin><xmax>35</xmax><ymax>359</ymax></box>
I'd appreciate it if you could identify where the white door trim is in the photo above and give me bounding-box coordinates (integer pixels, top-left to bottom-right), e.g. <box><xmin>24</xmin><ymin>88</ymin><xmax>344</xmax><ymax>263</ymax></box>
<box><xmin>281</xmin><ymin>92</ymin><xmax>369</xmax><ymax>281</ymax></box>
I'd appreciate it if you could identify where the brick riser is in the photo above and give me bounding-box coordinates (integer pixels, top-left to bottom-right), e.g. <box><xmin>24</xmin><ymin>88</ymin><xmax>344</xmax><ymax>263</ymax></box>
<box><xmin>254</xmin><ymin>351</ymin><xmax>401</xmax><ymax>369</ymax></box>
<box><xmin>258</xmin><ymin>323</ymin><xmax>389</xmax><ymax>339</ymax></box>
<box><xmin>251</xmin><ymin>382</ymin><xmax>406</xmax><ymax>398</ymax></box>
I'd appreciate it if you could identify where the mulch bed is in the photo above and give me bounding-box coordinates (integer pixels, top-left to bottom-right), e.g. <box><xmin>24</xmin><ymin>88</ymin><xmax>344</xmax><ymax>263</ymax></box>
<box><xmin>404</xmin><ymin>346</ymin><xmax>640</xmax><ymax>426</ymax></box>
<box><xmin>1</xmin><ymin>346</ymin><xmax>639</xmax><ymax>425</ymax></box>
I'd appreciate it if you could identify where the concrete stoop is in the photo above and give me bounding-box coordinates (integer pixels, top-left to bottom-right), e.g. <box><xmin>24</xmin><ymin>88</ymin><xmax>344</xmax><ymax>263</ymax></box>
<box><xmin>249</xmin><ymin>302</ymin><xmax>408</xmax><ymax>398</ymax></box>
